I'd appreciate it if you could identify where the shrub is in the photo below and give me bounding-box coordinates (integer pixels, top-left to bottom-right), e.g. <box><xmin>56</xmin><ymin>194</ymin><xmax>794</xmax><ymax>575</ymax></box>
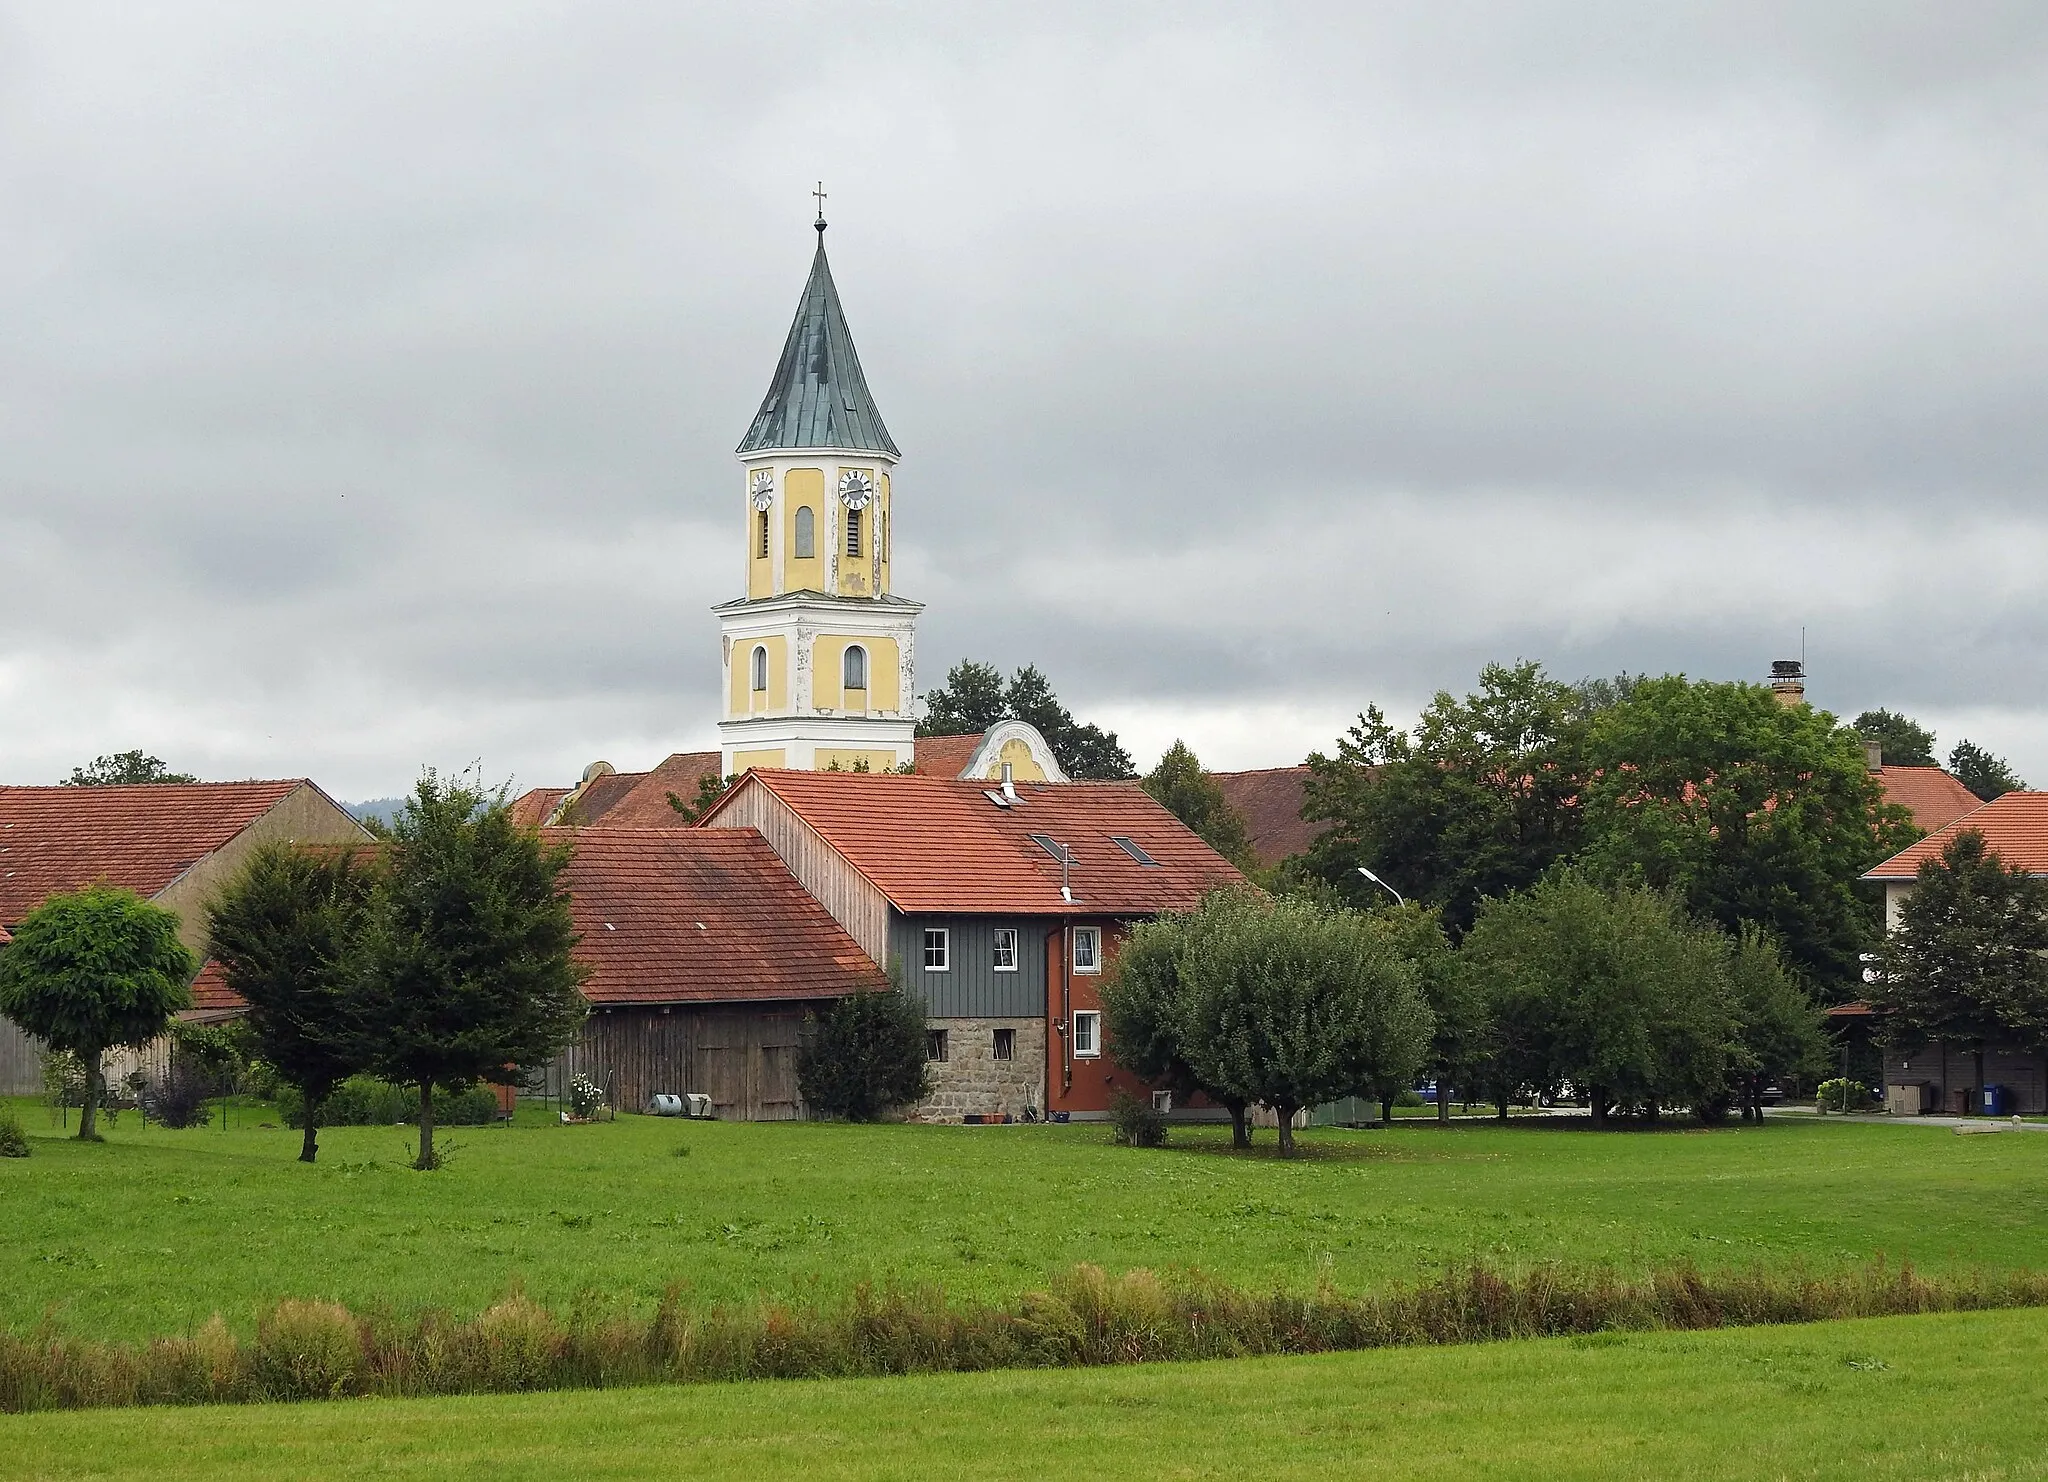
<box><xmin>275</xmin><ymin>1077</ymin><xmax>498</xmax><ymax>1129</ymax></box>
<box><xmin>252</xmin><ymin>1300</ymin><xmax>361</xmax><ymax>1400</ymax></box>
<box><xmin>1107</xmin><ymin>1089</ymin><xmax>1167</xmax><ymax>1148</ymax></box>
<box><xmin>140</xmin><ymin>1060</ymin><xmax>213</xmax><ymax>1130</ymax></box>
<box><xmin>1394</xmin><ymin>1089</ymin><xmax>1427</xmax><ymax>1108</ymax></box>
<box><xmin>1817</xmin><ymin>1078</ymin><xmax>1874</xmax><ymax>1114</ymax></box>
<box><xmin>568</xmin><ymin>1075</ymin><xmax>605</xmax><ymax>1119</ymax></box>
<box><xmin>797</xmin><ymin>980</ymin><xmax>933</xmax><ymax>1121</ymax></box>
<box><xmin>0</xmin><ymin>1112</ymin><xmax>29</xmax><ymax>1157</ymax></box>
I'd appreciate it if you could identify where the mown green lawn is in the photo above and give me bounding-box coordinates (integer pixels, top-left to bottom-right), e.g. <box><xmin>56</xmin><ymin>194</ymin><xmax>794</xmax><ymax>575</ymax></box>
<box><xmin>4</xmin><ymin>1307</ymin><xmax>2044</xmax><ymax>1481</ymax></box>
<box><xmin>5</xmin><ymin>1094</ymin><xmax>2044</xmax><ymax>1342</ymax></box>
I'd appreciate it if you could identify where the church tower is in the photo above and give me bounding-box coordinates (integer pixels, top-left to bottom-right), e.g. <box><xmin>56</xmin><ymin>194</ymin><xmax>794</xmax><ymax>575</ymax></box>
<box><xmin>714</xmin><ymin>211</ymin><xmax>921</xmax><ymax>775</ymax></box>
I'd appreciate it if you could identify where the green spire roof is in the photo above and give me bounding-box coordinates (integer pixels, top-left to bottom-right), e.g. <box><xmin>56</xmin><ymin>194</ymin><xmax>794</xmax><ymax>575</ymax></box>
<box><xmin>737</xmin><ymin>231</ymin><xmax>899</xmax><ymax>458</ymax></box>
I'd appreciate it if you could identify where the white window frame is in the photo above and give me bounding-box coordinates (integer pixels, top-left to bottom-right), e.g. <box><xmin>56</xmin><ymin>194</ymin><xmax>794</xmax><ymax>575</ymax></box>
<box><xmin>1072</xmin><ymin>926</ymin><xmax>1102</xmax><ymax>975</ymax></box>
<box><xmin>991</xmin><ymin>927</ymin><xmax>1019</xmax><ymax>972</ymax></box>
<box><xmin>750</xmin><ymin>645</ymin><xmax>768</xmax><ymax>693</ymax></box>
<box><xmin>1071</xmin><ymin>1010</ymin><xmax>1101</xmax><ymax>1058</ymax></box>
<box><xmin>922</xmin><ymin>926</ymin><xmax>950</xmax><ymax>972</ymax></box>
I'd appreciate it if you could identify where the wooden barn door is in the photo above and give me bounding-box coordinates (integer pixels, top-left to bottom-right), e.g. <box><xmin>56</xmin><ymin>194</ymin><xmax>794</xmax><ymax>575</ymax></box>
<box><xmin>689</xmin><ymin>1009</ymin><xmax>808</xmax><ymax>1120</ymax></box>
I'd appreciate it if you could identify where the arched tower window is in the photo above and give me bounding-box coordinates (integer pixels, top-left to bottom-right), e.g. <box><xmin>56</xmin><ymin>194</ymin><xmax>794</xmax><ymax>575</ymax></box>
<box><xmin>843</xmin><ymin>645</ymin><xmax>868</xmax><ymax>691</ymax></box>
<box><xmin>757</xmin><ymin>509</ymin><xmax>770</xmax><ymax>559</ymax></box>
<box><xmin>750</xmin><ymin>645</ymin><xmax>768</xmax><ymax>693</ymax></box>
<box><xmin>845</xmin><ymin>507</ymin><xmax>863</xmax><ymax>558</ymax></box>
<box><xmin>794</xmin><ymin>505</ymin><xmax>815</xmax><ymax>559</ymax></box>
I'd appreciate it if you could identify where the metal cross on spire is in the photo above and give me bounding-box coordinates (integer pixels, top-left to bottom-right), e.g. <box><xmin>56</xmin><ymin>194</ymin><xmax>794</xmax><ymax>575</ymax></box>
<box><xmin>812</xmin><ymin>181</ymin><xmax>827</xmax><ymax>233</ymax></box>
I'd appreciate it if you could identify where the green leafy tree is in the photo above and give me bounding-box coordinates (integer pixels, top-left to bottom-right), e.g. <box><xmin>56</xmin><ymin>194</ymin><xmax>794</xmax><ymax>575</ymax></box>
<box><xmin>1099</xmin><ymin>909</ymin><xmax>1252</xmax><ymax>1147</ymax></box>
<box><xmin>1577</xmin><ymin>677</ymin><xmax>1918</xmax><ymax>993</ymax></box>
<box><xmin>1719</xmin><ymin>926</ymin><xmax>1828</xmax><ymax>1122</ymax></box>
<box><xmin>64</xmin><ymin>751</ymin><xmax>198</xmax><ymax>786</ymax></box>
<box><xmin>1948</xmin><ymin>740</ymin><xmax>2027</xmax><ymax>802</ymax></box>
<box><xmin>1854</xmin><ymin>710</ymin><xmax>1938</xmax><ymax>769</ymax></box>
<box><xmin>1177</xmin><ymin>891</ymin><xmax>1432</xmax><ymax>1155</ymax></box>
<box><xmin>1872</xmin><ymin>830</ymin><xmax>2048</xmax><ymax>1104</ymax></box>
<box><xmin>1363</xmin><ymin>903</ymin><xmax>1486</xmax><ymax>1124</ymax></box>
<box><xmin>917</xmin><ymin>660</ymin><xmax>1136</xmax><ymax>779</ymax></box>
<box><xmin>355</xmin><ymin>773</ymin><xmax>588</xmax><ymax>1169</ymax></box>
<box><xmin>1302</xmin><ymin>661</ymin><xmax>1587</xmax><ymax>934</ymax></box>
<box><xmin>206</xmin><ymin>843</ymin><xmax>378</xmax><ymax>1163</ymax></box>
<box><xmin>1142</xmin><ymin>741</ymin><xmax>1254</xmax><ymax>870</ymax></box>
<box><xmin>665</xmin><ymin>772</ymin><xmax>735</xmax><ymax>823</ymax></box>
<box><xmin>0</xmin><ymin>886</ymin><xmax>194</xmax><ymax>1139</ymax></box>
<box><xmin>1460</xmin><ymin>872</ymin><xmax>1739</xmax><ymax>1125</ymax></box>
<box><xmin>796</xmin><ymin>978</ymin><xmax>933</xmax><ymax>1121</ymax></box>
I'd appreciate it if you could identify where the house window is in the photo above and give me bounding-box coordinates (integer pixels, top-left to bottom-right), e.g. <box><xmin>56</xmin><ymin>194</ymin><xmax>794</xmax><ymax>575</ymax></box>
<box><xmin>1072</xmin><ymin>926</ymin><xmax>1102</xmax><ymax>974</ymax></box>
<box><xmin>750</xmin><ymin>645</ymin><xmax>768</xmax><ymax>693</ymax></box>
<box><xmin>843</xmin><ymin>645</ymin><xmax>868</xmax><ymax>691</ymax></box>
<box><xmin>923</xmin><ymin>927</ymin><xmax>949</xmax><ymax>972</ymax></box>
<box><xmin>1071</xmin><ymin>1010</ymin><xmax>1101</xmax><ymax>1058</ymax></box>
<box><xmin>992</xmin><ymin>1027</ymin><xmax>1015</xmax><ymax>1061</ymax></box>
<box><xmin>926</xmin><ymin>1029</ymin><xmax>949</xmax><ymax>1062</ymax></box>
<box><xmin>794</xmin><ymin>505</ymin><xmax>815</xmax><ymax>559</ymax></box>
<box><xmin>991</xmin><ymin>928</ymin><xmax>1018</xmax><ymax>972</ymax></box>
<box><xmin>757</xmin><ymin>508</ymin><xmax>770</xmax><ymax>559</ymax></box>
<box><xmin>846</xmin><ymin>507</ymin><xmax>863</xmax><ymax>558</ymax></box>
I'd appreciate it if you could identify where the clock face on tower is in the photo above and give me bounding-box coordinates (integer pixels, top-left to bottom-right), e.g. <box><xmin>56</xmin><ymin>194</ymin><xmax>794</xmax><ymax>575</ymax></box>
<box><xmin>838</xmin><ymin>469</ymin><xmax>873</xmax><ymax>509</ymax></box>
<box><xmin>751</xmin><ymin>470</ymin><xmax>774</xmax><ymax>511</ymax></box>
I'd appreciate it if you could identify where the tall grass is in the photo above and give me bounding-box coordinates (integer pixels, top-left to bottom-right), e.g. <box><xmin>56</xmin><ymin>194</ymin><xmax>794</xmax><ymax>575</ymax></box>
<box><xmin>2</xmin><ymin>1260</ymin><xmax>2041</xmax><ymax>1414</ymax></box>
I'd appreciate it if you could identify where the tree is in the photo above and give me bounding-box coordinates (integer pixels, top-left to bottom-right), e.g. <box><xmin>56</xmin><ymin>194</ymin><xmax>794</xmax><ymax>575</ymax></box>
<box><xmin>1177</xmin><ymin>892</ymin><xmax>1432</xmax><ymax>1155</ymax></box>
<box><xmin>1854</xmin><ymin>710</ymin><xmax>1938</xmax><ymax>769</ymax></box>
<box><xmin>1098</xmin><ymin>909</ymin><xmax>1252</xmax><ymax>1147</ymax></box>
<box><xmin>1871</xmin><ymin>830</ymin><xmax>2048</xmax><ymax>1106</ymax></box>
<box><xmin>796</xmin><ymin>979</ymin><xmax>933</xmax><ymax>1120</ymax></box>
<box><xmin>355</xmin><ymin>773</ymin><xmax>589</xmax><ymax>1169</ymax></box>
<box><xmin>0</xmin><ymin>886</ymin><xmax>194</xmax><ymax>1139</ymax></box>
<box><xmin>916</xmin><ymin>660</ymin><xmax>1137</xmax><ymax>780</ymax></box>
<box><xmin>1948</xmin><ymin>740</ymin><xmax>2027</xmax><ymax>802</ymax></box>
<box><xmin>1460</xmin><ymin>872</ymin><xmax>1739</xmax><ymax>1125</ymax></box>
<box><xmin>665</xmin><ymin>772</ymin><xmax>735</xmax><ymax>824</ymax></box>
<box><xmin>1720</xmin><ymin>925</ymin><xmax>1828</xmax><ymax>1122</ymax></box>
<box><xmin>1301</xmin><ymin>661</ymin><xmax>1587</xmax><ymax>934</ymax></box>
<box><xmin>206</xmin><ymin>843</ymin><xmax>377</xmax><ymax>1163</ymax></box>
<box><xmin>1363</xmin><ymin>904</ymin><xmax>1486</xmax><ymax>1124</ymax></box>
<box><xmin>1577</xmin><ymin>676</ymin><xmax>1918</xmax><ymax>994</ymax></box>
<box><xmin>64</xmin><ymin>751</ymin><xmax>198</xmax><ymax>786</ymax></box>
<box><xmin>1142</xmin><ymin>741</ymin><xmax>1254</xmax><ymax>870</ymax></box>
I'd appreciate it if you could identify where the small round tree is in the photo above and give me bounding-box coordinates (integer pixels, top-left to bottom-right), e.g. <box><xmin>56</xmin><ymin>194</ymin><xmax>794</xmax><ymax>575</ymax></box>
<box><xmin>0</xmin><ymin>885</ymin><xmax>194</xmax><ymax>1140</ymax></box>
<box><xmin>797</xmin><ymin>982</ymin><xmax>932</xmax><ymax>1121</ymax></box>
<box><xmin>1099</xmin><ymin>908</ymin><xmax>1253</xmax><ymax>1147</ymax></box>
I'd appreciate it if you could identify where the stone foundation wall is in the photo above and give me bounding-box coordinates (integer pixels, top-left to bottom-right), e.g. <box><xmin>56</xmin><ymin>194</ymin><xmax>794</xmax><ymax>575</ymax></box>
<box><xmin>914</xmin><ymin>1017</ymin><xmax>1045</xmax><ymax>1123</ymax></box>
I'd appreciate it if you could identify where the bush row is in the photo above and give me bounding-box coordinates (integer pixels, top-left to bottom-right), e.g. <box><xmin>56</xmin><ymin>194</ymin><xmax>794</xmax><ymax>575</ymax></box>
<box><xmin>2</xmin><ymin>1259</ymin><xmax>2040</xmax><ymax>1413</ymax></box>
<box><xmin>273</xmin><ymin>1078</ymin><xmax>499</xmax><ymax>1130</ymax></box>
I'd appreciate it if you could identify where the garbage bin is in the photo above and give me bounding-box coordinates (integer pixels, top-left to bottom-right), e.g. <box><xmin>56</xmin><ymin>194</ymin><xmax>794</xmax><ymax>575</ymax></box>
<box><xmin>1983</xmin><ymin>1084</ymin><xmax>2011</xmax><ymax>1116</ymax></box>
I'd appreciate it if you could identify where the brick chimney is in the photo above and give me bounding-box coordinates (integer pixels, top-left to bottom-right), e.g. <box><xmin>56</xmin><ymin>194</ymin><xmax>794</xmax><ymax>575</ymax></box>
<box><xmin>1769</xmin><ymin>659</ymin><xmax>1805</xmax><ymax>708</ymax></box>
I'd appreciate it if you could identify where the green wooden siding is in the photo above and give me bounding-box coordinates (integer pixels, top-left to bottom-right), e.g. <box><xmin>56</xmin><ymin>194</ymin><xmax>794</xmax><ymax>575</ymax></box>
<box><xmin>890</xmin><ymin>914</ymin><xmax>1046</xmax><ymax>1018</ymax></box>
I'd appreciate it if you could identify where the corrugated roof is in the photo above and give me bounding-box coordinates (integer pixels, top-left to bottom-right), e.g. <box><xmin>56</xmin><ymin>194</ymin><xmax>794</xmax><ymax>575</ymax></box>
<box><xmin>1874</xmin><ymin>765</ymin><xmax>1984</xmax><ymax>834</ymax></box>
<box><xmin>1864</xmin><ymin>790</ymin><xmax>2048</xmax><ymax>879</ymax></box>
<box><xmin>709</xmin><ymin>770</ymin><xmax>1246</xmax><ymax>916</ymax></box>
<box><xmin>0</xmin><ymin>781</ymin><xmax>306</xmax><ymax>925</ymax></box>
<box><xmin>736</xmin><ymin>232</ymin><xmax>899</xmax><ymax>457</ymax></box>
<box><xmin>547</xmin><ymin>827</ymin><xmax>886</xmax><ymax>1004</ymax></box>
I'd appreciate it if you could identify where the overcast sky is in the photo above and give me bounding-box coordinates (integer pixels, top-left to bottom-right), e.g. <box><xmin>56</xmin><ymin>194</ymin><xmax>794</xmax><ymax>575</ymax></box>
<box><xmin>4</xmin><ymin>3</ymin><xmax>2047</xmax><ymax>799</ymax></box>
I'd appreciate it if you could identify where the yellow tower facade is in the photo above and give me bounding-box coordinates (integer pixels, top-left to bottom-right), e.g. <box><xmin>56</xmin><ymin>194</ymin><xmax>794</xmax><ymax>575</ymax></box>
<box><xmin>715</xmin><ymin>219</ymin><xmax>921</xmax><ymax>774</ymax></box>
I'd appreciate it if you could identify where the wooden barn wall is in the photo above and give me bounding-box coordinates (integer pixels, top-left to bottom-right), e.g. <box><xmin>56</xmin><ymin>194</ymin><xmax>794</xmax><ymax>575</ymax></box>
<box><xmin>545</xmin><ymin>1004</ymin><xmax>814</xmax><ymax>1121</ymax></box>
<box><xmin>705</xmin><ymin>787</ymin><xmax>891</xmax><ymax>965</ymax></box>
<box><xmin>0</xmin><ymin>1019</ymin><xmax>44</xmax><ymax>1096</ymax></box>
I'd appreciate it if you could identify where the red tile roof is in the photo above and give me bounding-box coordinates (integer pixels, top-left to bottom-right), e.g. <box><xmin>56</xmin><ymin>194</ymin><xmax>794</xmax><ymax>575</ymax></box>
<box><xmin>0</xmin><ymin>781</ymin><xmax>307</xmax><ymax>925</ymax></box>
<box><xmin>708</xmin><ymin>770</ymin><xmax>1247</xmax><ymax>916</ymax></box>
<box><xmin>546</xmin><ymin>827</ymin><xmax>886</xmax><ymax>1004</ymax></box>
<box><xmin>912</xmin><ymin>733</ymin><xmax>986</xmax><ymax>778</ymax></box>
<box><xmin>1874</xmin><ymin>765</ymin><xmax>1984</xmax><ymax>834</ymax></box>
<box><xmin>1864</xmin><ymin>790</ymin><xmax>2048</xmax><ymax>880</ymax></box>
<box><xmin>508</xmin><ymin>788</ymin><xmax>569</xmax><ymax>828</ymax></box>
<box><xmin>187</xmin><ymin>958</ymin><xmax>244</xmax><ymax>1014</ymax></box>
<box><xmin>1211</xmin><ymin>766</ymin><xmax>1331</xmax><ymax>868</ymax></box>
<box><xmin>588</xmin><ymin>752</ymin><xmax>726</xmax><ymax>829</ymax></box>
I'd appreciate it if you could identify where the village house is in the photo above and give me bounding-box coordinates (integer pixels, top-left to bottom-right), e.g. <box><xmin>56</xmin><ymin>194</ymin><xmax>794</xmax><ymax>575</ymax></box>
<box><xmin>0</xmin><ymin>780</ymin><xmax>371</xmax><ymax>1093</ymax></box>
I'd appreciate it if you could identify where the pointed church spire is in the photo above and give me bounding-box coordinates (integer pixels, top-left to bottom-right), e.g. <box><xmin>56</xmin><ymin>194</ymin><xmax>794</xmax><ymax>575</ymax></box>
<box><xmin>736</xmin><ymin>223</ymin><xmax>900</xmax><ymax>458</ymax></box>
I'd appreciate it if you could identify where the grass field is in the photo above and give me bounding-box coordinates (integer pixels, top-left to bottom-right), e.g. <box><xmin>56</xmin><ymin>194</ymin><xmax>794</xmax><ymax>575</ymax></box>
<box><xmin>5</xmin><ymin>1094</ymin><xmax>2045</xmax><ymax>1342</ymax></box>
<box><xmin>3</xmin><ymin>1307</ymin><xmax>2045</xmax><ymax>1480</ymax></box>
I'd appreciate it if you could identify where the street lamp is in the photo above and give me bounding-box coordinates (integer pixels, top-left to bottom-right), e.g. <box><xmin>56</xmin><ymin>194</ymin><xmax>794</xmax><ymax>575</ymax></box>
<box><xmin>1357</xmin><ymin>867</ymin><xmax>1404</xmax><ymax>907</ymax></box>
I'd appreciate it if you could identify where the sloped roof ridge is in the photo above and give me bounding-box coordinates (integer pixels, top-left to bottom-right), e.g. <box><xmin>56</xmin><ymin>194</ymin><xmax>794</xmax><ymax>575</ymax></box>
<box><xmin>736</xmin><ymin>235</ymin><xmax>899</xmax><ymax>457</ymax></box>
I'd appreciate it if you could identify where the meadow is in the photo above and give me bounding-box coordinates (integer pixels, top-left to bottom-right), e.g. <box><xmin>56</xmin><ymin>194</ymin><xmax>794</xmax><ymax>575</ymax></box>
<box><xmin>4</xmin><ymin>1307</ymin><xmax>2046</xmax><ymax>1481</ymax></box>
<box><xmin>4</xmin><ymin>1094</ymin><xmax>2045</xmax><ymax>1342</ymax></box>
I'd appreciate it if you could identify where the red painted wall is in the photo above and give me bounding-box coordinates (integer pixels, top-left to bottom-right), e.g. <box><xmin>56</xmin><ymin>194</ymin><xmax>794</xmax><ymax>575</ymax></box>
<box><xmin>1043</xmin><ymin>919</ymin><xmax>1160</xmax><ymax>1116</ymax></box>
